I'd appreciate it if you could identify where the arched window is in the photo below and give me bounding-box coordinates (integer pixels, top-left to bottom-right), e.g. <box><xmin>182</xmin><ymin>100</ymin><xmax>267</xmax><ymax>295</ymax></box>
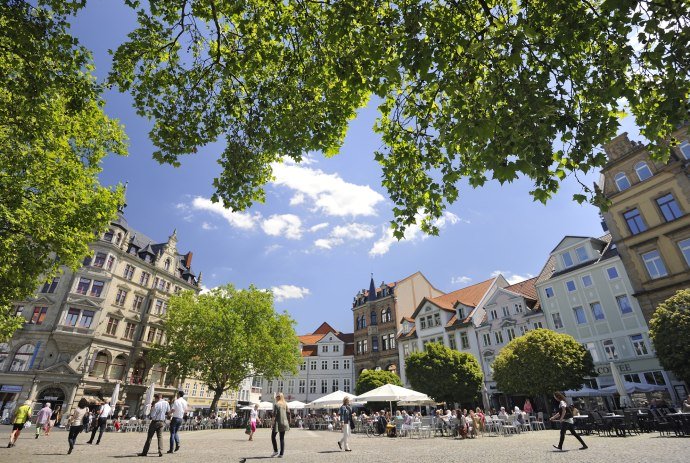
<box><xmin>91</xmin><ymin>351</ymin><xmax>109</xmax><ymax>378</ymax></box>
<box><xmin>103</xmin><ymin>229</ymin><xmax>114</xmax><ymax>242</ymax></box>
<box><xmin>150</xmin><ymin>364</ymin><xmax>165</xmax><ymax>384</ymax></box>
<box><xmin>10</xmin><ymin>344</ymin><xmax>35</xmax><ymax>371</ymax></box>
<box><xmin>115</xmin><ymin>232</ymin><xmax>122</xmax><ymax>245</ymax></box>
<box><xmin>356</xmin><ymin>317</ymin><xmax>360</xmax><ymax>330</ymax></box>
<box><xmin>634</xmin><ymin>162</ymin><xmax>652</xmax><ymax>181</ymax></box>
<box><xmin>110</xmin><ymin>355</ymin><xmax>127</xmax><ymax>381</ymax></box>
<box><xmin>361</xmin><ymin>315</ymin><xmax>366</xmax><ymax>329</ymax></box>
<box><xmin>0</xmin><ymin>343</ymin><xmax>9</xmax><ymax>371</ymax></box>
<box><xmin>164</xmin><ymin>258</ymin><xmax>171</xmax><ymax>271</ymax></box>
<box><xmin>614</xmin><ymin>172</ymin><xmax>631</xmax><ymax>191</ymax></box>
<box><xmin>370</xmin><ymin>310</ymin><xmax>377</xmax><ymax>325</ymax></box>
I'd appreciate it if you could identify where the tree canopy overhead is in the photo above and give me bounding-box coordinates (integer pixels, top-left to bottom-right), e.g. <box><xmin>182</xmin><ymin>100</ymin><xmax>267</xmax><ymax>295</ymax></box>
<box><xmin>649</xmin><ymin>289</ymin><xmax>690</xmax><ymax>387</ymax></box>
<box><xmin>151</xmin><ymin>284</ymin><xmax>301</xmax><ymax>413</ymax></box>
<box><xmin>492</xmin><ymin>329</ymin><xmax>596</xmax><ymax>397</ymax></box>
<box><xmin>110</xmin><ymin>0</ymin><xmax>690</xmax><ymax>236</ymax></box>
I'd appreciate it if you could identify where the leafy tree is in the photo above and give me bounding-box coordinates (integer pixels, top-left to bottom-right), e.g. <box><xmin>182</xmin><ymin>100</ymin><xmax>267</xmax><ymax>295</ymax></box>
<box><xmin>0</xmin><ymin>0</ymin><xmax>126</xmax><ymax>341</ymax></box>
<box><xmin>649</xmin><ymin>289</ymin><xmax>690</xmax><ymax>387</ymax></box>
<box><xmin>405</xmin><ymin>342</ymin><xmax>483</xmax><ymax>406</ymax></box>
<box><xmin>151</xmin><ymin>284</ymin><xmax>301</xmax><ymax>413</ymax></box>
<box><xmin>355</xmin><ymin>369</ymin><xmax>402</xmax><ymax>396</ymax></box>
<box><xmin>109</xmin><ymin>0</ymin><xmax>690</xmax><ymax>236</ymax></box>
<box><xmin>492</xmin><ymin>329</ymin><xmax>595</xmax><ymax>398</ymax></box>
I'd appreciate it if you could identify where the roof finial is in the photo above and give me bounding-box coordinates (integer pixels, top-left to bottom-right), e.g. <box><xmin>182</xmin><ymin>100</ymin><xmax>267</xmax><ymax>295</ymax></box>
<box><xmin>117</xmin><ymin>180</ymin><xmax>129</xmax><ymax>214</ymax></box>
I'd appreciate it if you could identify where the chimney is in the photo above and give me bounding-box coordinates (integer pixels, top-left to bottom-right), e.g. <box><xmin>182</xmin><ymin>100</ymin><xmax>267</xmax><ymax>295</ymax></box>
<box><xmin>184</xmin><ymin>252</ymin><xmax>193</xmax><ymax>268</ymax></box>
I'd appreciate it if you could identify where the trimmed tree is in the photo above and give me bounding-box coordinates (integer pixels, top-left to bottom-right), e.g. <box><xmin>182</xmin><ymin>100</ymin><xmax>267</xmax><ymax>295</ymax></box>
<box><xmin>355</xmin><ymin>369</ymin><xmax>402</xmax><ymax>395</ymax></box>
<box><xmin>151</xmin><ymin>284</ymin><xmax>301</xmax><ymax>413</ymax></box>
<box><xmin>405</xmin><ymin>342</ymin><xmax>483</xmax><ymax>406</ymax></box>
<box><xmin>492</xmin><ymin>329</ymin><xmax>595</xmax><ymax>398</ymax></box>
<box><xmin>0</xmin><ymin>1</ymin><xmax>127</xmax><ymax>341</ymax></box>
<box><xmin>649</xmin><ymin>289</ymin><xmax>690</xmax><ymax>386</ymax></box>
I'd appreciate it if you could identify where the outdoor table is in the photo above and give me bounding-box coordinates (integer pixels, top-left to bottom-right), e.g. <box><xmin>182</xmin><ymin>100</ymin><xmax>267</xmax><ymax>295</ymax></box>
<box><xmin>603</xmin><ymin>415</ymin><xmax>626</xmax><ymax>437</ymax></box>
<box><xmin>573</xmin><ymin>415</ymin><xmax>591</xmax><ymax>435</ymax></box>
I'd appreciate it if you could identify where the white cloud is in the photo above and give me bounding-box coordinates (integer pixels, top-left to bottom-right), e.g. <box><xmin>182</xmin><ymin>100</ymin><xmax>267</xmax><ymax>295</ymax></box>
<box><xmin>369</xmin><ymin>211</ymin><xmax>462</xmax><ymax>256</ymax></box>
<box><xmin>261</xmin><ymin>214</ymin><xmax>303</xmax><ymax>240</ymax></box>
<box><xmin>290</xmin><ymin>193</ymin><xmax>305</xmax><ymax>206</ymax></box>
<box><xmin>191</xmin><ymin>196</ymin><xmax>261</xmax><ymax>230</ymax></box>
<box><xmin>264</xmin><ymin>244</ymin><xmax>283</xmax><ymax>255</ymax></box>
<box><xmin>271</xmin><ymin>162</ymin><xmax>385</xmax><ymax>217</ymax></box>
<box><xmin>314</xmin><ymin>223</ymin><xmax>376</xmax><ymax>249</ymax></box>
<box><xmin>451</xmin><ymin>276</ymin><xmax>473</xmax><ymax>285</ymax></box>
<box><xmin>490</xmin><ymin>270</ymin><xmax>535</xmax><ymax>285</ymax></box>
<box><xmin>201</xmin><ymin>222</ymin><xmax>217</xmax><ymax>230</ymax></box>
<box><xmin>271</xmin><ymin>285</ymin><xmax>311</xmax><ymax>302</ymax></box>
<box><xmin>309</xmin><ymin>222</ymin><xmax>329</xmax><ymax>233</ymax></box>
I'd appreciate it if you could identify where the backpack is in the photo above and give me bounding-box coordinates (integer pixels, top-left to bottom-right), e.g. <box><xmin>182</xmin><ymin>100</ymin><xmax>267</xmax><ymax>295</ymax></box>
<box><xmin>563</xmin><ymin>405</ymin><xmax>573</xmax><ymax>419</ymax></box>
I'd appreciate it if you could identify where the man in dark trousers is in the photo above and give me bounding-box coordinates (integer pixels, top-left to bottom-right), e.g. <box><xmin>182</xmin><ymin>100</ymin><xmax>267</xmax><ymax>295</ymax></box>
<box><xmin>138</xmin><ymin>394</ymin><xmax>170</xmax><ymax>457</ymax></box>
<box><xmin>87</xmin><ymin>399</ymin><xmax>112</xmax><ymax>445</ymax></box>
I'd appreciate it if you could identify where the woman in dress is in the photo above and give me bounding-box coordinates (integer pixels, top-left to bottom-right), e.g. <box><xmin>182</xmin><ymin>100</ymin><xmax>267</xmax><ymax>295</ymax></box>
<box><xmin>67</xmin><ymin>398</ymin><xmax>90</xmax><ymax>454</ymax></box>
<box><xmin>248</xmin><ymin>403</ymin><xmax>260</xmax><ymax>441</ymax></box>
<box><xmin>270</xmin><ymin>393</ymin><xmax>290</xmax><ymax>458</ymax></box>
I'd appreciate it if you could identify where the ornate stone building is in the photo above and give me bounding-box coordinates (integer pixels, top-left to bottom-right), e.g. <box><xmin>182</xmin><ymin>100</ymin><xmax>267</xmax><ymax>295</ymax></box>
<box><xmin>0</xmin><ymin>209</ymin><xmax>201</xmax><ymax>419</ymax></box>
<box><xmin>598</xmin><ymin>128</ymin><xmax>690</xmax><ymax>321</ymax></box>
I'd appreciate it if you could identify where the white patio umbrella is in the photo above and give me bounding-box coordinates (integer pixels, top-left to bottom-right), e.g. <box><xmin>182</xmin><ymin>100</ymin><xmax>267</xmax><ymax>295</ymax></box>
<box><xmin>258</xmin><ymin>401</ymin><xmax>274</xmax><ymax>411</ymax></box>
<box><xmin>481</xmin><ymin>383</ymin><xmax>491</xmax><ymax>410</ymax></box>
<box><xmin>355</xmin><ymin>384</ymin><xmax>434</xmax><ymax>414</ymax></box>
<box><xmin>287</xmin><ymin>400</ymin><xmax>306</xmax><ymax>410</ymax></box>
<box><xmin>110</xmin><ymin>382</ymin><xmax>121</xmax><ymax>409</ymax></box>
<box><xmin>239</xmin><ymin>405</ymin><xmax>254</xmax><ymax>411</ymax></box>
<box><xmin>610</xmin><ymin>361</ymin><xmax>633</xmax><ymax>407</ymax></box>
<box><xmin>564</xmin><ymin>387</ymin><xmax>611</xmax><ymax>398</ymax></box>
<box><xmin>307</xmin><ymin>390</ymin><xmax>357</xmax><ymax>409</ymax></box>
<box><xmin>143</xmin><ymin>383</ymin><xmax>155</xmax><ymax>416</ymax></box>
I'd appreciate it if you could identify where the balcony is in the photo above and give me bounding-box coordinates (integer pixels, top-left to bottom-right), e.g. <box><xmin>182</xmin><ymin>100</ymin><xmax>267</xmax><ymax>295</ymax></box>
<box><xmin>56</xmin><ymin>325</ymin><xmax>95</xmax><ymax>336</ymax></box>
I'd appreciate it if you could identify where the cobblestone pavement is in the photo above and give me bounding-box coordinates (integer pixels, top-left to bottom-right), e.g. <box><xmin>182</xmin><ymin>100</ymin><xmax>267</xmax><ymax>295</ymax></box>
<box><xmin>0</xmin><ymin>427</ymin><xmax>687</xmax><ymax>463</ymax></box>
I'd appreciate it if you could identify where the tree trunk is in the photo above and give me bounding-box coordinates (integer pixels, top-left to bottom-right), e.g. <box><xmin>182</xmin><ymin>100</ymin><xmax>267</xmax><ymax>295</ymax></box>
<box><xmin>209</xmin><ymin>388</ymin><xmax>223</xmax><ymax>415</ymax></box>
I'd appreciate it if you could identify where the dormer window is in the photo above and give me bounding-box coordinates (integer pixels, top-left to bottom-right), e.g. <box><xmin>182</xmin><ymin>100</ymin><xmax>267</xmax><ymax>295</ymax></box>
<box><xmin>164</xmin><ymin>258</ymin><xmax>171</xmax><ymax>271</ymax></box>
<box><xmin>575</xmin><ymin>245</ymin><xmax>588</xmax><ymax>263</ymax></box>
<box><xmin>457</xmin><ymin>307</ymin><xmax>464</xmax><ymax>319</ymax></box>
<box><xmin>679</xmin><ymin>140</ymin><xmax>690</xmax><ymax>160</ymax></box>
<box><xmin>561</xmin><ymin>250</ymin><xmax>574</xmax><ymax>268</ymax></box>
<box><xmin>634</xmin><ymin>161</ymin><xmax>652</xmax><ymax>181</ymax></box>
<box><xmin>103</xmin><ymin>229</ymin><xmax>114</xmax><ymax>242</ymax></box>
<box><xmin>614</xmin><ymin>172</ymin><xmax>631</xmax><ymax>191</ymax></box>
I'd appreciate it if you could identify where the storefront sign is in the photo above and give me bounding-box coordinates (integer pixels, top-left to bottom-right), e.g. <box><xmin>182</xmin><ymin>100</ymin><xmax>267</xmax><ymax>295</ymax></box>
<box><xmin>0</xmin><ymin>385</ymin><xmax>23</xmax><ymax>393</ymax></box>
<box><xmin>595</xmin><ymin>363</ymin><xmax>631</xmax><ymax>375</ymax></box>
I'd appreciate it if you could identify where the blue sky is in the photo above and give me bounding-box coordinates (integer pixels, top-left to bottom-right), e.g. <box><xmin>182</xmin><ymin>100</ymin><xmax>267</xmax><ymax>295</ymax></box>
<box><xmin>71</xmin><ymin>1</ymin><xmax>640</xmax><ymax>335</ymax></box>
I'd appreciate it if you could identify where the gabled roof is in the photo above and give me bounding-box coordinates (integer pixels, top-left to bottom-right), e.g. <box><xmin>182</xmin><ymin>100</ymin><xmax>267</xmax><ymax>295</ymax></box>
<box><xmin>412</xmin><ymin>277</ymin><xmax>496</xmax><ymax>318</ymax></box>
<box><xmin>549</xmin><ymin>235</ymin><xmax>600</xmax><ymax>254</ymax></box>
<box><xmin>444</xmin><ymin>307</ymin><xmax>478</xmax><ymax>329</ymax></box>
<box><xmin>298</xmin><ymin>322</ymin><xmax>354</xmax><ymax>351</ymax></box>
<box><xmin>397</xmin><ymin>325</ymin><xmax>417</xmax><ymax>340</ymax></box>
<box><xmin>313</xmin><ymin>322</ymin><xmax>337</xmax><ymax>335</ymax></box>
<box><xmin>503</xmin><ymin>276</ymin><xmax>538</xmax><ymax>301</ymax></box>
<box><xmin>538</xmin><ymin>234</ymin><xmax>616</xmax><ymax>283</ymax></box>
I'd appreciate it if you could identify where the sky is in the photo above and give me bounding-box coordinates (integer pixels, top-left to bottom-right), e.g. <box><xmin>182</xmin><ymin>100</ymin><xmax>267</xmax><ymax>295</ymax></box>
<box><xmin>70</xmin><ymin>1</ymin><xmax>641</xmax><ymax>336</ymax></box>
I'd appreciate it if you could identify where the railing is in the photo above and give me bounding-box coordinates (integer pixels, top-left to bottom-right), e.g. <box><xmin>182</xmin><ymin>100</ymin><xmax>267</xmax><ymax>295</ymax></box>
<box><xmin>56</xmin><ymin>325</ymin><xmax>95</xmax><ymax>335</ymax></box>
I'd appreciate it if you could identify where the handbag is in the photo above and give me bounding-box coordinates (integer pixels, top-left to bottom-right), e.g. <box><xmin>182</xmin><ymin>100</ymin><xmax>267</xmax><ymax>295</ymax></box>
<box><xmin>244</xmin><ymin>423</ymin><xmax>251</xmax><ymax>435</ymax></box>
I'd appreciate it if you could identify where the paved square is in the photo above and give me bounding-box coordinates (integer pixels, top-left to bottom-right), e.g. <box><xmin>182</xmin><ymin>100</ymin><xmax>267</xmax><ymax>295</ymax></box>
<box><xmin>1</xmin><ymin>427</ymin><xmax>687</xmax><ymax>462</ymax></box>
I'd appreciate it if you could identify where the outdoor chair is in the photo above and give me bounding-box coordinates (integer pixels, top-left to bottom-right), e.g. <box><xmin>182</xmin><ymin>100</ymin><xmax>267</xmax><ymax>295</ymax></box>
<box><xmin>500</xmin><ymin>415</ymin><xmax>518</xmax><ymax>436</ymax></box>
<box><xmin>590</xmin><ymin>411</ymin><xmax>614</xmax><ymax>437</ymax></box>
<box><xmin>530</xmin><ymin>413</ymin><xmax>546</xmax><ymax>431</ymax></box>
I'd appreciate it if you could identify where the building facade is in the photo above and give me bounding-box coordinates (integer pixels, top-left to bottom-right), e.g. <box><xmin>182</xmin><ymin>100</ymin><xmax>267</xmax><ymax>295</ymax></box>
<box><xmin>0</xmin><ymin>210</ymin><xmax>201</xmax><ymax>419</ymax></box>
<box><xmin>182</xmin><ymin>376</ymin><xmax>261</xmax><ymax>415</ymax></box>
<box><xmin>261</xmin><ymin>322</ymin><xmax>354</xmax><ymax>403</ymax></box>
<box><xmin>352</xmin><ymin>272</ymin><xmax>443</xmax><ymax>377</ymax></box>
<box><xmin>535</xmin><ymin>235</ymin><xmax>684</xmax><ymax>403</ymax></box>
<box><xmin>598</xmin><ymin>129</ymin><xmax>690</xmax><ymax>321</ymax></box>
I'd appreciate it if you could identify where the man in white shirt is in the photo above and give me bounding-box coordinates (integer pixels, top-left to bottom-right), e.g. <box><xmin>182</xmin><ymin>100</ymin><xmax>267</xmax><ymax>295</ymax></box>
<box><xmin>139</xmin><ymin>393</ymin><xmax>170</xmax><ymax>457</ymax></box>
<box><xmin>87</xmin><ymin>399</ymin><xmax>112</xmax><ymax>445</ymax></box>
<box><xmin>167</xmin><ymin>391</ymin><xmax>188</xmax><ymax>454</ymax></box>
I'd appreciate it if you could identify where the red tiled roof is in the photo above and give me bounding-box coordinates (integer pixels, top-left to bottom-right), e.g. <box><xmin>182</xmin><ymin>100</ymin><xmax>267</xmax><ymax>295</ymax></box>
<box><xmin>397</xmin><ymin>325</ymin><xmax>417</xmax><ymax>340</ymax></box>
<box><xmin>401</xmin><ymin>316</ymin><xmax>414</xmax><ymax>323</ymax></box>
<box><xmin>313</xmin><ymin>322</ymin><xmax>337</xmax><ymax>335</ymax></box>
<box><xmin>343</xmin><ymin>345</ymin><xmax>354</xmax><ymax>356</ymax></box>
<box><xmin>301</xmin><ymin>346</ymin><xmax>317</xmax><ymax>357</ymax></box>
<box><xmin>430</xmin><ymin>277</ymin><xmax>495</xmax><ymax>312</ymax></box>
<box><xmin>503</xmin><ymin>276</ymin><xmax>538</xmax><ymax>301</ymax></box>
<box><xmin>299</xmin><ymin>334</ymin><xmax>325</xmax><ymax>345</ymax></box>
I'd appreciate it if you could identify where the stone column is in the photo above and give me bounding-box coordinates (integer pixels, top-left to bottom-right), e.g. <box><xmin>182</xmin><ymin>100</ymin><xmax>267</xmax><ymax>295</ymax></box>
<box><xmin>63</xmin><ymin>383</ymin><xmax>79</xmax><ymax>417</ymax></box>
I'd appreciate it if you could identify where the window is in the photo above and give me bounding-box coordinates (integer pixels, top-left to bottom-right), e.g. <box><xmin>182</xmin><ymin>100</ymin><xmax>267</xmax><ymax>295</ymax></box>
<box><xmin>10</xmin><ymin>344</ymin><xmax>35</xmax><ymax>371</ymax></box>
<box><xmin>490</xmin><ymin>309</ymin><xmax>498</xmax><ymax>320</ymax></box>
<box><xmin>0</xmin><ymin>343</ymin><xmax>8</xmax><ymax>370</ymax></box>
<box><xmin>460</xmin><ymin>332</ymin><xmax>470</xmax><ymax>349</ymax></box>
<box><xmin>679</xmin><ymin>238</ymin><xmax>690</xmax><ymax>266</ymax></box>
<box><xmin>502</xmin><ymin>306</ymin><xmax>510</xmax><ymax>317</ymax></box>
<box><xmin>360</xmin><ymin>340</ymin><xmax>368</xmax><ymax>352</ymax></box>
<box><xmin>14</xmin><ymin>305</ymin><xmax>24</xmax><ymax>318</ymax></box>
<box><xmin>309</xmin><ymin>380</ymin><xmax>317</xmax><ymax>394</ymax></box>
<box><xmin>30</xmin><ymin>306</ymin><xmax>48</xmax><ymax>325</ymax></box>
<box><xmin>457</xmin><ymin>307</ymin><xmax>465</xmax><ymax>319</ymax></box>
<box><xmin>544</xmin><ymin>287</ymin><xmax>554</xmax><ymax>298</ymax></box>
<box><xmin>634</xmin><ymin>161</ymin><xmax>652</xmax><ymax>181</ymax></box>
<box><xmin>298</xmin><ymin>380</ymin><xmax>306</xmax><ymax>394</ymax></box>
<box><xmin>332</xmin><ymin>379</ymin><xmax>339</xmax><ymax>392</ymax></box>
<box><xmin>344</xmin><ymin>359</ymin><xmax>350</xmax><ymax>370</ymax></box>
<box><xmin>79</xmin><ymin>310</ymin><xmax>94</xmax><ymax>328</ymax></box>
<box><xmin>506</xmin><ymin>327</ymin><xmax>516</xmax><ymax>341</ymax></box>
<box><xmin>164</xmin><ymin>258</ymin><xmax>171</xmax><ymax>271</ymax></box>
<box><xmin>482</xmin><ymin>333</ymin><xmax>491</xmax><ymax>347</ymax></box>
<box><xmin>76</xmin><ymin>277</ymin><xmax>91</xmax><ymax>295</ymax></box>
<box><xmin>266</xmin><ymin>381</ymin><xmax>273</xmax><ymax>394</ymax></box>
<box><xmin>90</xmin><ymin>280</ymin><xmax>104</xmax><ymax>297</ymax></box>
<box><xmin>642</xmin><ymin>250</ymin><xmax>668</xmax><ymax>279</ymax></box>
<box><xmin>106</xmin><ymin>255</ymin><xmax>115</xmax><ymax>270</ymax></box>
<box><xmin>333</xmin><ymin>345</ymin><xmax>339</xmax><ymax>352</ymax></box>
<box><xmin>133</xmin><ymin>295</ymin><xmax>144</xmax><ymax>310</ymax></box>
<box><xmin>581</xmin><ymin>275</ymin><xmax>593</xmax><ymax>287</ymax></box>
<box><xmin>585</xmin><ymin>342</ymin><xmax>600</xmax><ymax>362</ymax></box>
<box><xmin>123</xmin><ymin>264</ymin><xmax>135</xmax><ymax>280</ymax></box>
<box><xmin>321</xmin><ymin>379</ymin><xmax>328</xmax><ymax>394</ymax></box>
<box><xmin>433</xmin><ymin>313</ymin><xmax>441</xmax><ymax>326</ymax></box>
<box><xmin>403</xmin><ymin>344</ymin><xmax>410</xmax><ymax>357</ymax></box>
<box><xmin>372</xmin><ymin>337</ymin><xmax>378</xmax><ymax>352</ymax></box>
<box><xmin>321</xmin><ymin>345</ymin><xmax>328</xmax><ymax>353</ymax></box>
<box><xmin>448</xmin><ymin>335</ymin><xmax>457</xmax><ymax>350</ymax></box>
<box><xmin>657</xmin><ymin>194</ymin><xmax>683</xmax><ymax>222</ymax></box>
<box><xmin>123</xmin><ymin>322</ymin><xmax>136</xmax><ymax>340</ymax></box>
<box><xmin>139</xmin><ymin>271</ymin><xmax>150</xmax><ymax>286</ymax></box>
<box><xmin>106</xmin><ymin>317</ymin><xmax>119</xmax><ymax>335</ymax></box>
<box><xmin>41</xmin><ymin>277</ymin><xmax>60</xmax><ymax>293</ymax></box>
<box><xmin>103</xmin><ymin>229</ymin><xmax>114</xmax><ymax>242</ymax></box>
<box><xmin>643</xmin><ymin>371</ymin><xmax>666</xmax><ymax>386</ymax></box>
<box><xmin>110</xmin><ymin>355</ymin><xmax>126</xmax><ymax>381</ymax></box>
<box><xmin>420</xmin><ymin>317</ymin><xmax>426</xmax><ymax>329</ymax></box>
<box><xmin>192</xmin><ymin>383</ymin><xmax>198</xmax><ymax>396</ymax></box>
<box><xmin>575</xmin><ymin>246</ymin><xmax>588</xmax><ymax>263</ymax></box>
<box><xmin>370</xmin><ymin>310</ymin><xmax>377</xmax><ymax>325</ymax></box>
<box><xmin>616</xmin><ymin>295</ymin><xmax>633</xmax><ymax>315</ymax></box>
<box><xmin>533</xmin><ymin>321</ymin><xmax>543</xmax><ymax>329</ymax></box>
<box><xmin>343</xmin><ymin>378</ymin><xmax>351</xmax><ymax>393</ymax></box>
<box><xmin>332</xmin><ymin>360</ymin><xmax>339</xmax><ymax>370</ymax></box>
<box><xmin>573</xmin><ymin>306</ymin><xmax>587</xmax><ymax>325</ymax></box>
<box><xmin>93</xmin><ymin>252</ymin><xmax>107</xmax><ymax>268</ymax></box>
<box><xmin>679</xmin><ymin>140</ymin><xmax>690</xmax><ymax>159</ymax></box>
<box><xmin>494</xmin><ymin>331</ymin><xmax>504</xmax><ymax>344</ymax></box>
<box><xmin>310</xmin><ymin>360</ymin><xmax>316</xmax><ymax>370</ymax></box>
<box><xmin>566</xmin><ymin>280</ymin><xmax>576</xmax><ymax>292</ymax></box>
<box><xmin>552</xmin><ymin>312</ymin><xmax>564</xmax><ymax>329</ymax></box>
<box><xmin>146</xmin><ymin>327</ymin><xmax>156</xmax><ymax>343</ymax></box>
<box><xmin>603</xmin><ymin>339</ymin><xmax>618</xmax><ymax>360</ymax></box>
<box><xmin>65</xmin><ymin>308</ymin><xmax>80</xmax><ymax>327</ymax></box>
<box><xmin>299</xmin><ymin>361</ymin><xmax>306</xmax><ymax>371</ymax></box>
<box><xmin>514</xmin><ymin>303</ymin><xmax>523</xmax><ymax>313</ymax></box>
<box><xmin>382</xmin><ymin>333</ymin><xmax>395</xmax><ymax>350</ymax></box>
<box><xmin>606</xmin><ymin>266</ymin><xmax>619</xmax><ymax>279</ymax></box>
<box><xmin>630</xmin><ymin>334</ymin><xmax>649</xmax><ymax>356</ymax></box>
<box><xmin>92</xmin><ymin>351</ymin><xmax>108</xmax><ymax>377</ymax></box>
<box><xmin>562</xmin><ymin>251</ymin><xmax>574</xmax><ymax>267</ymax></box>
<box><xmin>115</xmin><ymin>289</ymin><xmax>128</xmax><ymax>306</ymax></box>
<box><xmin>614</xmin><ymin>172</ymin><xmax>631</xmax><ymax>191</ymax></box>
<box><xmin>624</xmin><ymin>208</ymin><xmax>647</xmax><ymax>235</ymax></box>
<box><xmin>590</xmin><ymin>302</ymin><xmax>605</xmax><ymax>321</ymax></box>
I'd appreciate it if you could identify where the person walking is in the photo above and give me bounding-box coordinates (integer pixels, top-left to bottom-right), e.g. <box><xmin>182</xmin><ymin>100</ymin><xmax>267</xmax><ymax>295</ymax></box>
<box><xmin>270</xmin><ymin>392</ymin><xmax>290</xmax><ymax>458</ymax></box>
<box><xmin>138</xmin><ymin>394</ymin><xmax>170</xmax><ymax>457</ymax></box>
<box><xmin>7</xmin><ymin>400</ymin><xmax>32</xmax><ymax>448</ymax></box>
<box><xmin>337</xmin><ymin>396</ymin><xmax>353</xmax><ymax>452</ymax></box>
<box><xmin>35</xmin><ymin>403</ymin><xmax>52</xmax><ymax>438</ymax></box>
<box><xmin>67</xmin><ymin>398</ymin><xmax>90</xmax><ymax>454</ymax></box>
<box><xmin>46</xmin><ymin>405</ymin><xmax>61</xmax><ymax>436</ymax></box>
<box><xmin>168</xmin><ymin>391</ymin><xmax>188</xmax><ymax>454</ymax></box>
<box><xmin>550</xmin><ymin>391</ymin><xmax>587</xmax><ymax>451</ymax></box>
<box><xmin>87</xmin><ymin>399</ymin><xmax>112</xmax><ymax>445</ymax></box>
<box><xmin>248</xmin><ymin>403</ymin><xmax>260</xmax><ymax>441</ymax></box>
